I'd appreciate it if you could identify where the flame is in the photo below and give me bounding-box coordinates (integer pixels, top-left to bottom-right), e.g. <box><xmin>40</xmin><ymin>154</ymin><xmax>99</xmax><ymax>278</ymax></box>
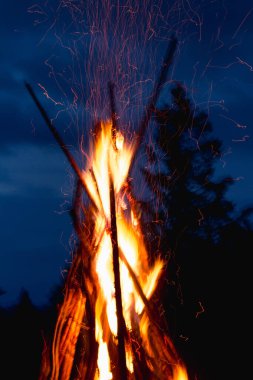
<box><xmin>81</xmin><ymin>120</ymin><xmax>188</xmax><ymax>379</ymax></box>
<box><xmin>174</xmin><ymin>367</ymin><xmax>188</xmax><ymax>380</ymax></box>
<box><xmin>96</xmin><ymin>341</ymin><xmax>112</xmax><ymax>380</ymax></box>
<box><xmin>41</xmin><ymin>120</ymin><xmax>189</xmax><ymax>380</ymax></box>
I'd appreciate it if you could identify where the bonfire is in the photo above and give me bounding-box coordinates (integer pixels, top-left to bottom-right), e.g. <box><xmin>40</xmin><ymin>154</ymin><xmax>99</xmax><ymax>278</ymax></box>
<box><xmin>26</xmin><ymin>36</ymin><xmax>188</xmax><ymax>380</ymax></box>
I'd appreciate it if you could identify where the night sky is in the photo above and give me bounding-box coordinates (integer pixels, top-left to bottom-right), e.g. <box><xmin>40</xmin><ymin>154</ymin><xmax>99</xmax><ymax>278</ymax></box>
<box><xmin>1</xmin><ymin>0</ymin><xmax>253</xmax><ymax>307</ymax></box>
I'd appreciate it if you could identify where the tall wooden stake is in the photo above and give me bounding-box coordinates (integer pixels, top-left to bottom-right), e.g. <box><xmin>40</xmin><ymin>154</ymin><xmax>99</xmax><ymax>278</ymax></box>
<box><xmin>109</xmin><ymin>174</ymin><xmax>128</xmax><ymax>380</ymax></box>
<box><xmin>129</xmin><ymin>36</ymin><xmax>178</xmax><ymax>174</ymax></box>
<box><xmin>109</xmin><ymin>81</ymin><xmax>118</xmax><ymax>149</ymax></box>
<box><xmin>108</xmin><ymin>83</ymin><xmax>128</xmax><ymax>380</ymax></box>
<box><xmin>25</xmin><ymin>82</ymin><xmax>96</xmax><ymax>210</ymax></box>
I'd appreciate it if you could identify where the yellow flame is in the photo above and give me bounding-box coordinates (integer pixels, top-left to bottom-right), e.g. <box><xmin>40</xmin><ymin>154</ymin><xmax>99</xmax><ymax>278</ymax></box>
<box><xmin>97</xmin><ymin>341</ymin><xmax>112</xmax><ymax>380</ymax></box>
<box><xmin>125</xmin><ymin>345</ymin><xmax>134</xmax><ymax>374</ymax></box>
<box><xmin>173</xmin><ymin>365</ymin><xmax>189</xmax><ymax>380</ymax></box>
<box><xmin>82</xmin><ymin>120</ymin><xmax>188</xmax><ymax>380</ymax></box>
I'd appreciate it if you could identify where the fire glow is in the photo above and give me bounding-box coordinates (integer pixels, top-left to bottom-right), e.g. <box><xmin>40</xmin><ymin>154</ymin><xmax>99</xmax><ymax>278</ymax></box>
<box><xmin>37</xmin><ymin>118</ymin><xmax>188</xmax><ymax>380</ymax></box>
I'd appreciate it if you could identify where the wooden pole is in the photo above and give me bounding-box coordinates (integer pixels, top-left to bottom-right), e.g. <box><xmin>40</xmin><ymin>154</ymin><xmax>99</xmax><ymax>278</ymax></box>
<box><xmin>25</xmin><ymin>82</ymin><xmax>96</xmax><ymax>209</ymax></box>
<box><xmin>129</xmin><ymin>36</ymin><xmax>178</xmax><ymax>175</ymax></box>
<box><xmin>108</xmin><ymin>83</ymin><xmax>128</xmax><ymax>380</ymax></box>
<box><xmin>109</xmin><ymin>174</ymin><xmax>128</xmax><ymax>380</ymax></box>
<box><xmin>108</xmin><ymin>81</ymin><xmax>118</xmax><ymax>149</ymax></box>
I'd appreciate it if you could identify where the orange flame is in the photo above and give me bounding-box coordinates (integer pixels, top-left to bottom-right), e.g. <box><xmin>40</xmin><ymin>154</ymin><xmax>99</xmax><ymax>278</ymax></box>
<box><xmin>40</xmin><ymin>120</ymin><xmax>188</xmax><ymax>380</ymax></box>
<box><xmin>81</xmin><ymin>120</ymin><xmax>188</xmax><ymax>380</ymax></box>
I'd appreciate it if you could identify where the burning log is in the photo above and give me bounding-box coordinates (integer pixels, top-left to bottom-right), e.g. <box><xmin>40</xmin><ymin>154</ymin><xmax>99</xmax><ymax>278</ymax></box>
<box><xmin>109</xmin><ymin>173</ymin><xmax>128</xmax><ymax>380</ymax></box>
<box><xmin>108</xmin><ymin>81</ymin><xmax>128</xmax><ymax>380</ymax></box>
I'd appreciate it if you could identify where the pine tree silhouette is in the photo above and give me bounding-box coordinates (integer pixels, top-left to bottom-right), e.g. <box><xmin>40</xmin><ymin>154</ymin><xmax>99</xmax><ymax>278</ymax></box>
<box><xmin>140</xmin><ymin>83</ymin><xmax>253</xmax><ymax>379</ymax></box>
<box><xmin>142</xmin><ymin>83</ymin><xmax>236</xmax><ymax>254</ymax></box>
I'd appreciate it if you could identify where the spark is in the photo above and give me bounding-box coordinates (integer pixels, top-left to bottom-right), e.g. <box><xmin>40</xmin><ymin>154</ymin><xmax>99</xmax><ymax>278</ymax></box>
<box><xmin>200</xmin><ymin>58</ymin><xmax>212</xmax><ymax>78</ymax></box>
<box><xmin>232</xmin><ymin>135</ymin><xmax>250</xmax><ymax>142</ymax></box>
<box><xmin>37</xmin><ymin>83</ymin><xmax>64</xmax><ymax>106</ymax></box>
<box><xmin>225</xmin><ymin>177</ymin><xmax>244</xmax><ymax>182</ymax></box>
<box><xmin>27</xmin><ymin>4</ymin><xmax>46</xmax><ymax>16</ymax></box>
<box><xmin>219</xmin><ymin>147</ymin><xmax>232</xmax><ymax>168</ymax></box>
<box><xmin>197</xmin><ymin>209</ymin><xmax>204</xmax><ymax>226</ymax></box>
<box><xmin>214</xmin><ymin>27</ymin><xmax>224</xmax><ymax>51</ymax></box>
<box><xmin>236</xmin><ymin>56</ymin><xmax>253</xmax><ymax>72</ymax></box>
<box><xmin>232</xmin><ymin>8</ymin><xmax>253</xmax><ymax>39</ymax></box>
<box><xmin>220</xmin><ymin>114</ymin><xmax>247</xmax><ymax>129</ymax></box>
<box><xmin>203</xmin><ymin>55</ymin><xmax>253</xmax><ymax>73</ymax></box>
<box><xmin>54</xmin><ymin>32</ymin><xmax>75</xmax><ymax>55</ymax></box>
<box><xmin>195</xmin><ymin>301</ymin><xmax>204</xmax><ymax>318</ymax></box>
<box><xmin>205</xmin><ymin>59</ymin><xmax>238</xmax><ymax>70</ymax></box>
<box><xmin>71</xmin><ymin>87</ymin><xmax>78</xmax><ymax>109</ymax></box>
<box><xmin>182</xmin><ymin>0</ymin><xmax>203</xmax><ymax>41</ymax></box>
<box><xmin>179</xmin><ymin>334</ymin><xmax>189</xmax><ymax>342</ymax></box>
<box><xmin>229</xmin><ymin>40</ymin><xmax>242</xmax><ymax>51</ymax></box>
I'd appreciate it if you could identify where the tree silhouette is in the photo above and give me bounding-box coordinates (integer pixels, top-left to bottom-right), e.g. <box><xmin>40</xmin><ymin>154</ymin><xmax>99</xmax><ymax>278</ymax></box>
<box><xmin>142</xmin><ymin>83</ymin><xmax>237</xmax><ymax>253</ymax></box>
<box><xmin>0</xmin><ymin>289</ymin><xmax>44</xmax><ymax>380</ymax></box>
<box><xmin>140</xmin><ymin>83</ymin><xmax>252</xmax><ymax>379</ymax></box>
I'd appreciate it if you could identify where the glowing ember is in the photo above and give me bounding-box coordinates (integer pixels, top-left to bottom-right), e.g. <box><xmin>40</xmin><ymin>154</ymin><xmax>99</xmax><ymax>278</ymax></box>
<box><xmin>39</xmin><ymin>119</ymin><xmax>188</xmax><ymax>380</ymax></box>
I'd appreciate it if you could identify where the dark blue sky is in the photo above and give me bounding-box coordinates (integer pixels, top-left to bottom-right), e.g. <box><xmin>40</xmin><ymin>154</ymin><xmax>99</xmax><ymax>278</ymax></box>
<box><xmin>1</xmin><ymin>0</ymin><xmax>253</xmax><ymax>306</ymax></box>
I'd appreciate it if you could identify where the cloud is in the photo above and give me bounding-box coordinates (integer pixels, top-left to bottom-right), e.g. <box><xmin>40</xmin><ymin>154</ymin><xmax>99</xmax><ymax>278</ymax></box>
<box><xmin>0</xmin><ymin>143</ymin><xmax>73</xmax><ymax>197</ymax></box>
